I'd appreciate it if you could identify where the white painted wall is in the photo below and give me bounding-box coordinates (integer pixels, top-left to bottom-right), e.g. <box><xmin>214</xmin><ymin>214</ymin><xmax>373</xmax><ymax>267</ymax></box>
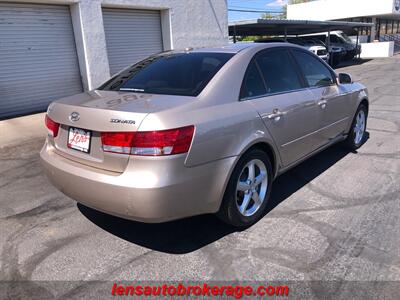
<box><xmin>0</xmin><ymin>0</ymin><xmax>228</xmax><ymax>90</ymax></box>
<box><xmin>287</xmin><ymin>0</ymin><xmax>397</xmax><ymax>21</ymax></box>
<box><xmin>360</xmin><ymin>41</ymin><xmax>395</xmax><ymax>58</ymax></box>
<box><xmin>78</xmin><ymin>0</ymin><xmax>229</xmax><ymax>90</ymax></box>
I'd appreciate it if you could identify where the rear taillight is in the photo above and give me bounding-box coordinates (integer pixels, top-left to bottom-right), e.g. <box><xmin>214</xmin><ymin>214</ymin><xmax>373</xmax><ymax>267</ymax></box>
<box><xmin>100</xmin><ymin>132</ymin><xmax>135</xmax><ymax>155</ymax></box>
<box><xmin>101</xmin><ymin>125</ymin><xmax>195</xmax><ymax>156</ymax></box>
<box><xmin>45</xmin><ymin>115</ymin><xmax>60</xmax><ymax>137</ymax></box>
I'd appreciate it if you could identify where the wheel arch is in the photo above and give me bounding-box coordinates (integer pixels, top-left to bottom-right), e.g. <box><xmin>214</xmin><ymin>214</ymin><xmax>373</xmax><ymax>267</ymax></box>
<box><xmin>216</xmin><ymin>140</ymin><xmax>278</xmax><ymax>223</ymax></box>
<box><xmin>221</xmin><ymin>140</ymin><xmax>279</xmax><ymax>199</ymax></box>
<box><xmin>346</xmin><ymin>95</ymin><xmax>369</xmax><ymax>135</ymax></box>
<box><xmin>244</xmin><ymin>142</ymin><xmax>278</xmax><ymax>179</ymax></box>
<box><xmin>360</xmin><ymin>98</ymin><xmax>369</xmax><ymax>114</ymax></box>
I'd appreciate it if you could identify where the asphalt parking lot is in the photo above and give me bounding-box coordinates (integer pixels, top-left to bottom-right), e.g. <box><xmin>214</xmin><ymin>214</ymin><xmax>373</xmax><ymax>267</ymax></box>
<box><xmin>1</xmin><ymin>55</ymin><xmax>399</xmax><ymax>298</ymax></box>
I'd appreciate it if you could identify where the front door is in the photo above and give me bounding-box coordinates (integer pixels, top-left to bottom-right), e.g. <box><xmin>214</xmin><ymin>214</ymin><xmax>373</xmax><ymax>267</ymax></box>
<box><xmin>291</xmin><ymin>49</ymin><xmax>351</xmax><ymax>144</ymax></box>
<box><xmin>240</xmin><ymin>48</ymin><xmax>321</xmax><ymax>167</ymax></box>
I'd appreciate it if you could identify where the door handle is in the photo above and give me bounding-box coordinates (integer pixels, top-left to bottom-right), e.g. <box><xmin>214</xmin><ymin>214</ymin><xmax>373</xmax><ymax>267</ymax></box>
<box><xmin>317</xmin><ymin>100</ymin><xmax>328</xmax><ymax>109</ymax></box>
<box><xmin>264</xmin><ymin>109</ymin><xmax>284</xmax><ymax>121</ymax></box>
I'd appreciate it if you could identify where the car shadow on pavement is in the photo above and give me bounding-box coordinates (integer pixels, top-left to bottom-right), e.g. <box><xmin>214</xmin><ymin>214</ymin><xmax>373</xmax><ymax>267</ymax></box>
<box><xmin>78</xmin><ymin>139</ymin><xmax>365</xmax><ymax>254</ymax></box>
<box><xmin>335</xmin><ymin>58</ymin><xmax>372</xmax><ymax>69</ymax></box>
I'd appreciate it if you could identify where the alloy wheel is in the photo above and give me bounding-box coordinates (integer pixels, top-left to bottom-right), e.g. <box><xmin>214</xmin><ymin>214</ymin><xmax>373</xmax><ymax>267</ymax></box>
<box><xmin>235</xmin><ymin>159</ymin><xmax>268</xmax><ymax>217</ymax></box>
<box><xmin>354</xmin><ymin>110</ymin><xmax>366</xmax><ymax>145</ymax></box>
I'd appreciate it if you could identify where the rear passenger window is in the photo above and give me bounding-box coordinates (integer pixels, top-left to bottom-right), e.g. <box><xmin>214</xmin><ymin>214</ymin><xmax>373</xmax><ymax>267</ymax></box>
<box><xmin>255</xmin><ymin>50</ymin><xmax>303</xmax><ymax>94</ymax></box>
<box><xmin>292</xmin><ymin>50</ymin><xmax>334</xmax><ymax>88</ymax></box>
<box><xmin>240</xmin><ymin>60</ymin><xmax>266</xmax><ymax>99</ymax></box>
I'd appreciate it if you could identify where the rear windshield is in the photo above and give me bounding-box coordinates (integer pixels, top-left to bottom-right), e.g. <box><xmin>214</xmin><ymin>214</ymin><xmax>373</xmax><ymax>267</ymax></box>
<box><xmin>99</xmin><ymin>52</ymin><xmax>234</xmax><ymax>97</ymax></box>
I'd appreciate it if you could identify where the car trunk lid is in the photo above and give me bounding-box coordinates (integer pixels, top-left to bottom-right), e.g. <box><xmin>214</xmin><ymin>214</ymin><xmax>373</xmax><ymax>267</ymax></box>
<box><xmin>46</xmin><ymin>90</ymin><xmax>194</xmax><ymax>172</ymax></box>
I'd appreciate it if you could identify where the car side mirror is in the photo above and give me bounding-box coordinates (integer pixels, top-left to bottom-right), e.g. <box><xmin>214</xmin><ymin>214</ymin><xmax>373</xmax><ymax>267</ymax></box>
<box><xmin>338</xmin><ymin>73</ymin><xmax>353</xmax><ymax>84</ymax></box>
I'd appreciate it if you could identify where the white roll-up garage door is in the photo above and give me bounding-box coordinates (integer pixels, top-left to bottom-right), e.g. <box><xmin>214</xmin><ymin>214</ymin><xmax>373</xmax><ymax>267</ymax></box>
<box><xmin>0</xmin><ymin>3</ymin><xmax>82</xmax><ymax>119</ymax></box>
<box><xmin>103</xmin><ymin>8</ymin><xmax>164</xmax><ymax>75</ymax></box>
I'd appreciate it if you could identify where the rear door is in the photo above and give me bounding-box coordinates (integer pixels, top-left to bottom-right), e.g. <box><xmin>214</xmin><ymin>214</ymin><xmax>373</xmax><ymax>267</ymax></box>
<box><xmin>242</xmin><ymin>48</ymin><xmax>321</xmax><ymax>167</ymax></box>
<box><xmin>290</xmin><ymin>49</ymin><xmax>350</xmax><ymax>144</ymax></box>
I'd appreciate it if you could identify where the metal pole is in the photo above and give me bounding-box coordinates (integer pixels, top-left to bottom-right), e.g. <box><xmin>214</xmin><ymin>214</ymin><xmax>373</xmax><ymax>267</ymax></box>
<box><xmin>355</xmin><ymin>28</ymin><xmax>360</xmax><ymax>60</ymax></box>
<box><xmin>377</xmin><ymin>18</ymin><xmax>380</xmax><ymax>40</ymax></box>
<box><xmin>371</xmin><ymin>17</ymin><xmax>377</xmax><ymax>41</ymax></box>
<box><xmin>327</xmin><ymin>30</ymin><xmax>332</xmax><ymax>66</ymax></box>
<box><xmin>385</xmin><ymin>19</ymin><xmax>388</xmax><ymax>34</ymax></box>
<box><xmin>233</xmin><ymin>26</ymin><xmax>237</xmax><ymax>44</ymax></box>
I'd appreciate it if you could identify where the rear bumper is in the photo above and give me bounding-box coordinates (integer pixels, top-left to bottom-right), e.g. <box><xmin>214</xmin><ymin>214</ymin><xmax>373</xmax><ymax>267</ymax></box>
<box><xmin>40</xmin><ymin>141</ymin><xmax>235</xmax><ymax>223</ymax></box>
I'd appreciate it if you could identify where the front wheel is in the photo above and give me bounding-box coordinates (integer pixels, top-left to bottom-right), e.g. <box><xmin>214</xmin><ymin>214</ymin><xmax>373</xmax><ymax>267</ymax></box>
<box><xmin>344</xmin><ymin>104</ymin><xmax>368</xmax><ymax>150</ymax></box>
<box><xmin>217</xmin><ymin>149</ymin><xmax>273</xmax><ymax>228</ymax></box>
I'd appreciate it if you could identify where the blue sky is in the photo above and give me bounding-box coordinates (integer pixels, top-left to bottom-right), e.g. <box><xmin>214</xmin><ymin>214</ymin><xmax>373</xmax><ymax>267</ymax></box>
<box><xmin>228</xmin><ymin>0</ymin><xmax>287</xmax><ymax>22</ymax></box>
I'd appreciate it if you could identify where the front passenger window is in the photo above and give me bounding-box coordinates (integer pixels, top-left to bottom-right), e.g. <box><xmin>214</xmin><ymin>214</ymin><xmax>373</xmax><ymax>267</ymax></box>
<box><xmin>292</xmin><ymin>50</ymin><xmax>334</xmax><ymax>88</ymax></box>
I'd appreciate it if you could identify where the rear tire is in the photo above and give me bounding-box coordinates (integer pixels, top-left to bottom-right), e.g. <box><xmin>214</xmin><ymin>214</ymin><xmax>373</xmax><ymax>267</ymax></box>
<box><xmin>344</xmin><ymin>104</ymin><xmax>368</xmax><ymax>150</ymax></box>
<box><xmin>217</xmin><ymin>149</ymin><xmax>273</xmax><ymax>228</ymax></box>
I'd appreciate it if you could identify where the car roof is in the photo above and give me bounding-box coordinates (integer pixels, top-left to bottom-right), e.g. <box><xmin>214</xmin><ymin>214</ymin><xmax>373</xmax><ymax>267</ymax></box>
<box><xmin>179</xmin><ymin>42</ymin><xmax>301</xmax><ymax>54</ymax></box>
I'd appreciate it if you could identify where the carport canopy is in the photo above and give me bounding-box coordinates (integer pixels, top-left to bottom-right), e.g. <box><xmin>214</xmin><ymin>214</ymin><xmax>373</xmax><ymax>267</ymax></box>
<box><xmin>229</xmin><ymin>19</ymin><xmax>375</xmax><ymax>39</ymax></box>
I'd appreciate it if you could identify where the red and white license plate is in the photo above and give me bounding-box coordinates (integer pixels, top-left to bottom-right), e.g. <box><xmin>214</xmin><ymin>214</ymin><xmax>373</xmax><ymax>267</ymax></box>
<box><xmin>67</xmin><ymin>127</ymin><xmax>91</xmax><ymax>153</ymax></box>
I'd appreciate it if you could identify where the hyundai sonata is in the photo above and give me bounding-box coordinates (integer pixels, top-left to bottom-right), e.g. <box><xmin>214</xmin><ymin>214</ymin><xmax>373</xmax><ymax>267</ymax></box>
<box><xmin>40</xmin><ymin>43</ymin><xmax>368</xmax><ymax>227</ymax></box>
